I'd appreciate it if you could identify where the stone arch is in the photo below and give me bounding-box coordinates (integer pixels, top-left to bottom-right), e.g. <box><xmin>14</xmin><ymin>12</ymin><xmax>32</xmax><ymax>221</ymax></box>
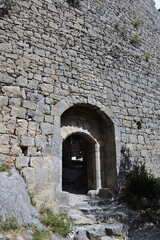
<box><xmin>53</xmin><ymin>96</ymin><xmax>119</xmax><ymax>126</ymax></box>
<box><xmin>52</xmin><ymin>97</ymin><xmax>119</xmax><ymax>202</ymax></box>
<box><xmin>60</xmin><ymin>103</ymin><xmax>117</xmax><ymax>191</ymax></box>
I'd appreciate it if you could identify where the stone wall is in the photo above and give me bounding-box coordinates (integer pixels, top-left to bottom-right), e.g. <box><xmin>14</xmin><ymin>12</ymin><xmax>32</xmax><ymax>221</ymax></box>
<box><xmin>0</xmin><ymin>0</ymin><xmax>160</xmax><ymax>209</ymax></box>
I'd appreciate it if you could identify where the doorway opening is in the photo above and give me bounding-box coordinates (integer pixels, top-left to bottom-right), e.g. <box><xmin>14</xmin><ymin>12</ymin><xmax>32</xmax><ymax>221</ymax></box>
<box><xmin>62</xmin><ymin>134</ymin><xmax>96</xmax><ymax>194</ymax></box>
<box><xmin>61</xmin><ymin>104</ymin><xmax>117</xmax><ymax>194</ymax></box>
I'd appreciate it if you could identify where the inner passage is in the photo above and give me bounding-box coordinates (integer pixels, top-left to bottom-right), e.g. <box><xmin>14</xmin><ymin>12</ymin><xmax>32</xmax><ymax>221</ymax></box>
<box><xmin>62</xmin><ymin>134</ymin><xmax>92</xmax><ymax>194</ymax></box>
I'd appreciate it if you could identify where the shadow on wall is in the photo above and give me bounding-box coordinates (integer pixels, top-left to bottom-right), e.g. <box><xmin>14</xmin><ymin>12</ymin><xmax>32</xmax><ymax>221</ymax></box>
<box><xmin>119</xmin><ymin>145</ymin><xmax>131</xmax><ymax>177</ymax></box>
<box><xmin>119</xmin><ymin>145</ymin><xmax>146</xmax><ymax>176</ymax></box>
<box><xmin>119</xmin><ymin>144</ymin><xmax>136</xmax><ymax>189</ymax></box>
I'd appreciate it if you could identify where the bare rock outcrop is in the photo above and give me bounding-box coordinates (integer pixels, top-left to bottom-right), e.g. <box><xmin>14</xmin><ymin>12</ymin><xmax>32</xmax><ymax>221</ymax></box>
<box><xmin>0</xmin><ymin>169</ymin><xmax>42</xmax><ymax>228</ymax></box>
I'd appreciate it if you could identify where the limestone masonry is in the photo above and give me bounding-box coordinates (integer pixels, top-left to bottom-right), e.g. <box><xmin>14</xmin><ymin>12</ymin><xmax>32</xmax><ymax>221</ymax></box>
<box><xmin>0</xmin><ymin>0</ymin><xmax>160</xmax><ymax>209</ymax></box>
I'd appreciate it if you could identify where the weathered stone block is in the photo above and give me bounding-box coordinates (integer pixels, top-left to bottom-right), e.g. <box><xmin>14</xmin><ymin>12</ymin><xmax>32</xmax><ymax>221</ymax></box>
<box><xmin>16</xmin><ymin>57</ymin><xmax>30</xmax><ymax>69</ymax></box>
<box><xmin>28</xmin><ymin>147</ymin><xmax>37</xmax><ymax>156</ymax></box>
<box><xmin>0</xmin><ymin>145</ymin><xmax>10</xmax><ymax>154</ymax></box>
<box><xmin>87</xmin><ymin>190</ymin><xmax>99</xmax><ymax>198</ymax></box>
<box><xmin>130</xmin><ymin>134</ymin><xmax>137</xmax><ymax>143</ymax></box>
<box><xmin>138</xmin><ymin>135</ymin><xmax>144</xmax><ymax>144</ymax></box>
<box><xmin>44</xmin><ymin>115</ymin><xmax>54</xmax><ymax>123</ymax></box>
<box><xmin>86</xmin><ymin>226</ymin><xmax>105</xmax><ymax>239</ymax></box>
<box><xmin>105</xmin><ymin>222</ymin><xmax>129</xmax><ymax>237</ymax></box>
<box><xmin>16</xmin><ymin>76</ymin><xmax>27</xmax><ymax>86</ymax></box>
<box><xmin>23</xmin><ymin>100</ymin><xmax>37</xmax><ymax>110</ymax></box>
<box><xmin>22</xmin><ymin>168</ymin><xmax>35</xmax><ymax>183</ymax></box>
<box><xmin>100</xmin><ymin>237</ymin><xmax>121</xmax><ymax>240</ymax></box>
<box><xmin>0</xmin><ymin>96</ymin><xmax>8</xmax><ymax>106</ymax></box>
<box><xmin>17</xmin><ymin>119</ymin><xmax>28</xmax><ymax>128</ymax></box>
<box><xmin>0</xmin><ymin>135</ymin><xmax>9</xmax><ymax>145</ymax></box>
<box><xmin>10</xmin><ymin>145</ymin><xmax>22</xmax><ymax>156</ymax></box>
<box><xmin>15</xmin><ymin>127</ymin><xmax>27</xmax><ymax>136</ymax></box>
<box><xmin>121</xmin><ymin>133</ymin><xmax>129</xmax><ymax>143</ymax></box>
<box><xmin>0</xmin><ymin>154</ymin><xmax>7</xmax><ymax>162</ymax></box>
<box><xmin>98</xmin><ymin>189</ymin><xmax>113</xmax><ymax>199</ymax></box>
<box><xmin>21</xmin><ymin>136</ymin><xmax>34</xmax><ymax>147</ymax></box>
<box><xmin>2</xmin><ymin>86</ymin><xmax>21</xmax><ymax>97</ymax></box>
<box><xmin>10</xmin><ymin>135</ymin><xmax>19</xmax><ymax>145</ymax></box>
<box><xmin>48</xmin><ymin>3</ymin><xmax>57</xmax><ymax>12</ymax></box>
<box><xmin>34</xmin><ymin>48</ymin><xmax>45</xmax><ymax>57</ymax></box>
<box><xmin>41</xmin><ymin>123</ymin><xmax>54</xmax><ymax>134</ymax></box>
<box><xmin>33</xmin><ymin>114</ymin><xmax>44</xmax><ymax>122</ymax></box>
<box><xmin>141</xmin><ymin>149</ymin><xmax>148</xmax><ymax>157</ymax></box>
<box><xmin>16</xmin><ymin>156</ymin><xmax>30</xmax><ymax>168</ymax></box>
<box><xmin>39</xmin><ymin>84</ymin><xmax>54</xmax><ymax>93</ymax></box>
<box><xmin>11</xmin><ymin>107</ymin><xmax>26</xmax><ymax>118</ymax></box>
<box><xmin>9</xmin><ymin>98</ymin><xmax>21</xmax><ymax>106</ymax></box>
<box><xmin>30</xmin><ymin>157</ymin><xmax>44</xmax><ymax>168</ymax></box>
<box><xmin>35</xmin><ymin>168</ymin><xmax>49</xmax><ymax>183</ymax></box>
<box><xmin>0</xmin><ymin>43</ymin><xmax>12</xmax><ymax>51</ymax></box>
<box><xmin>0</xmin><ymin>73</ymin><xmax>15</xmax><ymax>84</ymax></box>
<box><xmin>6</xmin><ymin>156</ymin><xmax>16</xmax><ymax>165</ymax></box>
<box><xmin>42</xmin><ymin>147</ymin><xmax>54</xmax><ymax>156</ymax></box>
<box><xmin>74</xmin><ymin>229</ymin><xmax>89</xmax><ymax>240</ymax></box>
<box><xmin>28</xmin><ymin>122</ymin><xmax>39</xmax><ymax>131</ymax></box>
<box><xmin>35</xmin><ymin>135</ymin><xmax>46</xmax><ymax>147</ymax></box>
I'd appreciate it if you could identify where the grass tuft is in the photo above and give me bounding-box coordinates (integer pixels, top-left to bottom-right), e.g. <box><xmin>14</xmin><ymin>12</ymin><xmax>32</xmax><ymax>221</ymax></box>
<box><xmin>130</xmin><ymin>35</ymin><xmax>142</xmax><ymax>45</ymax></box>
<box><xmin>0</xmin><ymin>217</ymin><xmax>19</xmax><ymax>231</ymax></box>
<box><xmin>41</xmin><ymin>208</ymin><xmax>73</xmax><ymax>237</ymax></box>
<box><xmin>32</xmin><ymin>229</ymin><xmax>52</xmax><ymax>240</ymax></box>
<box><xmin>0</xmin><ymin>163</ymin><xmax>11</xmax><ymax>174</ymax></box>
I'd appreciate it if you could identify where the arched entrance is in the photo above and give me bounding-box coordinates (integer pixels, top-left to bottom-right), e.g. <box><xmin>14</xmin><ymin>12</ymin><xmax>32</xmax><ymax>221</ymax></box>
<box><xmin>61</xmin><ymin>104</ymin><xmax>117</xmax><ymax>194</ymax></box>
<box><xmin>62</xmin><ymin>133</ymin><xmax>96</xmax><ymax>194</ymax></box>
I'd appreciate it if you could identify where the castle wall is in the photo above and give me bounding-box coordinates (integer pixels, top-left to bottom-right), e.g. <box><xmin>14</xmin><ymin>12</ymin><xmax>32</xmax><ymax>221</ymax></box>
<box><xmin>0</xmin><ymin>0</ymin><xmax>160</xmax><ymax>209</ymax></box>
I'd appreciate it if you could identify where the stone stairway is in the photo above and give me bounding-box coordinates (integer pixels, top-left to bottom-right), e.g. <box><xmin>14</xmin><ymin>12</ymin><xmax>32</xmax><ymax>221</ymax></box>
<box><xmin>65</xmin><ymin>190</ymin><xmax>160</xmax><ymax>240</ymax></box>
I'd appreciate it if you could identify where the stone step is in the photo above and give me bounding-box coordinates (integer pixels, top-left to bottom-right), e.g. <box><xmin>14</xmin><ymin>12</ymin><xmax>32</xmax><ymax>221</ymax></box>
<box><xmin>70</xmin><ymin>193</ymin><xmax>160</xmax><ymax>240</ymax></box>
<box><xmin>79</xmin><ymin>206</ymin><xmax>127</xmax><ymax>217</ymax></box>
<box><xmin>85</xmin><ymin>212</ymin><xmax>128</xmax><ymax>223</ymax></box>
<box><xmin>72</xmin><ymin>201</ymin><xmax>90</xmax><ymax>209</ymax></box>
<box><xmin>74</xmin><ymin>222</ymin><xmax>129</xmax><ymax>240</ymax></box>
<box><xmin>87</xmin><ymin>199</ymin><xmax>113</xmax><ymax>207</ymax></box>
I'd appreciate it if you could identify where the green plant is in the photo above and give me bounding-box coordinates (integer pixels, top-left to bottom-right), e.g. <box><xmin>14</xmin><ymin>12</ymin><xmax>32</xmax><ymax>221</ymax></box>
<box><xmin>0</xmin><ymin>163</ymin><xmax>11</xmax><ymax>173</ymax></box>
<box><xmin>121</xmin><ymin>27</ymin><xmax>128</xmax><ymax>35</ymax></box>
<box><xmin>0</xmin><ymin>0</ymin><xmax>15</xmax><ymax>17</ymax></box>
<box><xmin>135</xmin><ymin>54</ymin><xmax>152</xmax><ymax>61</ymax></box>
<box><xmin>32</xmin><ymin>229</ymin><xmax>51</xmax><ymax>240</ymax></box>
<box><xmin>0</xmin><ymin>217</ymin><xmax>19</xmax><ymax>231</ymax></box>
<box><xmin>114</xmin><ymin>23</ymin><xmax>121</xmax><ymax>31</ymax></box>
<box><xmin>132</xmin><ymin>20</ymin><xmax>142</xmax><ymax>28</ymax></box>
<box><xmin>114</xmin><ymin>23</ymin><xmax>128</xmax><ymax>37</ymax></box>
<box><xmin>97</xmin><ymin>4</ymin><xmax>105</xmax><ymax>12</ymax></box>
<box><xmin>67</xmin><ymin>0</ymin><xmax>80</xmax><ymax>8</ymax></box>
<box><xmin>28</xmin><ymin>192</ymin><xmax>36</xmax><ymax>207</ymax></box>
<box><xmin>135</xmin><ymin>54</ymin><xmax>141</xmax><ymax>59</ymax></box>
<box><xmin>41</xmin><ymin>209</ymin><xmax>73</xmax><ymax>237</ymax></box>
<box><xmin>130</xmin><ymin>35</ymin><xmax>142</xmax><ymax>45</ymax></box>
<box><xmin>143</xmin><ymin>54</ymin><xmax>152</xmax><ymax>62</ymax></box>
<box><xmin>125</xmin><ymin>164</ymin><xmax>160</xmax><ymax>209</ymax></box>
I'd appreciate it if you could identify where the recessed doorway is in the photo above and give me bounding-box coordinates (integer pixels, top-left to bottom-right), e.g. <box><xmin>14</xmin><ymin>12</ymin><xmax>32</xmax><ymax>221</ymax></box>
<box><xmin>61</xmin><ymin>104</ymin><xmax>117</xmax><ymax>194</ymax></box>
<box><xmin>62</xmin><ymin>134</ymin><xmax>96</xmax><ymax>194</ymax></box>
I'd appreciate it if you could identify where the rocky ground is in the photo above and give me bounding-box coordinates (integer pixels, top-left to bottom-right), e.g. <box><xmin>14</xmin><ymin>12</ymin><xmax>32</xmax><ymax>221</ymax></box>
<box><xmin>67</xmin><ymin>192</ymin><xmax>160</xmax><ymax>240</ymax></box>
<box><xmin>0</xmin><ymin>180</ymin><xmax>160</xmax><ymax>240</ymax></box>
